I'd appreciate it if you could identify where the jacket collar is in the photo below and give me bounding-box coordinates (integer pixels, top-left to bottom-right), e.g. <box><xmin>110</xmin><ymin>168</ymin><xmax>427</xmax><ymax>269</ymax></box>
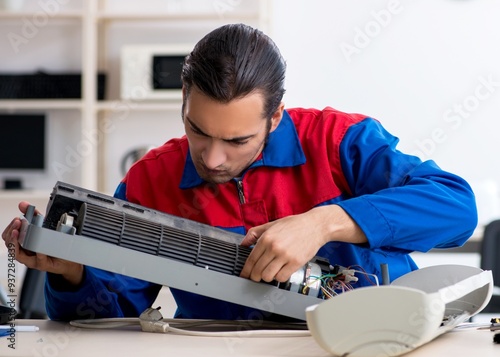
<box><xmin>179</xmin><ymin>110</ymin><xmax>306</xmax><ymax>189</ymax></box>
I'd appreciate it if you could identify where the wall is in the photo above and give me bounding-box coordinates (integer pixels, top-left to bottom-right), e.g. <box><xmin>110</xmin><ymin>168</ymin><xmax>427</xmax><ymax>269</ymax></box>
<box><xmin>268</xmin><ymin>0</ymin><xmax>500</xmax><ymax>225</ymax></box>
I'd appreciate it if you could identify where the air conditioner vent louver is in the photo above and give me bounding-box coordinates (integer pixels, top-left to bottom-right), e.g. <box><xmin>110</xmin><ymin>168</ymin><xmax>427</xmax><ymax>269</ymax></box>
<box><xmin>77</xmin><ymin>204</ymin><xmax>123</xmax><ymax>245</ymax></box>
<box><xmin>196</xmin><ymin>237</ymin><xmax>240</xmax><ymax>274</ymax></box>
<box><xmin>76</xmin><ymin>203</ymin><xmax>251</xmax><ymax>276</ymax></box>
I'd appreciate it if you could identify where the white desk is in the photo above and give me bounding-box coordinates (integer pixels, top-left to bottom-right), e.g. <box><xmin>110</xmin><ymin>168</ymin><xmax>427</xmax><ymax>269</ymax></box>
<box><xmin>1</xmin><ymin>319</ymin><xmax>498</xmax><ymax>357</ymax></box>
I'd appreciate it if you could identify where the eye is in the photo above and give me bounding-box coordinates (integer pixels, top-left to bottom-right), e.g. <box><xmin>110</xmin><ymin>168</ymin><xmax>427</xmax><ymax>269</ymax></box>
<box><xmin>189</xmin><ymin>126</ymin><xmax>205</xmax><ymax>136</ymax></box>
<box><xmin>229</xmin><ymin>140</ymin><xmax>249</xmax><ymax>146</ymax></box>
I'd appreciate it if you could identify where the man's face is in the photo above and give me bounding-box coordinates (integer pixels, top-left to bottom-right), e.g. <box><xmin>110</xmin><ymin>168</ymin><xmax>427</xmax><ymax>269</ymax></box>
<box><xmin>183</xmin><ymin>87</ymin><xmax>280</xmax><ymax>184</ymax></box>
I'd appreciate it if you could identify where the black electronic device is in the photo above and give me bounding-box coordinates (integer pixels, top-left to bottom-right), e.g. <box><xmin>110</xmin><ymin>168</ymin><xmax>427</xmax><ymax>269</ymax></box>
<box><xmin>0</xmin><ymin>306</ymin><xmax>16</xmax><ymax>325</ymax></box>
<box><xmin>152</xmin><ymin>55</ymin><xmax>184</xmax><ymax>90</ymax></box>
<box><xmin>0</xmin><ymin>114</ymin><xmax>45</xmax><ymax>171</ymax></box>
<box><xmin>0</xmin><ymin>72</ymin><xmax>106</xmax><ymax>100</ymax></box>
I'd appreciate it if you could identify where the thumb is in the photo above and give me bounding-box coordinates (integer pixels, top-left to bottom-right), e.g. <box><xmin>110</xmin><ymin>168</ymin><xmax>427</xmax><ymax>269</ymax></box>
<box><xmin>240</xmin><ymin>222</ymin><xmax>271</xmax><ymax>247</ymax></box>
<box><xmin>240</xmin><ymin>230</ymin><xmax>258</xmax><ymax>247</ymax></box>
<box><xmin>18</xmin><ymin>201</ymin><xmax>42</xmax><ymax>216</ymax></box>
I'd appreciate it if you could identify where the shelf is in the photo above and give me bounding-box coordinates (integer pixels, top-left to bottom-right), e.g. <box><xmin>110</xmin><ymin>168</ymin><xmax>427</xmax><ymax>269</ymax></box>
<box><xmin>96</xmin><ymin>100</ymin><xmax>181</xmax><ymax>112</ymax></box>
<box><xmin>96</xmin><ymin>12</ymin><xmax>259</xmax><ymax>21</ymax></box>
<box><xmin>0</xmin><ymin>100</ymin><xmax>82</xmax><ymax>110</ymax></box>
<box><xmin>0</xmin><ymin>10</ymin><xmax>83</xmax><ymax>19</ymax></box>
<box><xmin>0</xmin><ymin>189</ymin><xmax>51</xmax><ymax>200</ymax></box>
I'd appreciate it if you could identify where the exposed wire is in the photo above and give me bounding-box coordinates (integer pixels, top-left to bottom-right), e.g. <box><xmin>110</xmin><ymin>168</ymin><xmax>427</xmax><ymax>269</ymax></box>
<box><xmin>69</xmin><ymin>309</ymin><xmax>311</xmax><ymax>338</ymax></box>
<box><xmin>348</xmin><ymin>265</ymin><xmax>380</xmax><ymax>286</ymax></box>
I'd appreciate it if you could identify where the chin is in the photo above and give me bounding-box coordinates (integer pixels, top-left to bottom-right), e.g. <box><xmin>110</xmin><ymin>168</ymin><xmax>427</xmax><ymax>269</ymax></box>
<box><xmin>196</xmin><ymin>164</ymin><xmax>234</xmax><ymax>184</ymax></box>
<box><xmin>203</xmin><ymin>175</ymin><xmax>232</xmax><ymax>184</ymax></box>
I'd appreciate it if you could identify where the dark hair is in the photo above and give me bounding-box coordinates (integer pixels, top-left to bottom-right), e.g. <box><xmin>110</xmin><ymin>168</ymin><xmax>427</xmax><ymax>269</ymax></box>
<box><xmin>181</xmin><ymin>23</ymin><xmax>286</xmax><ymax>120</ymax></box>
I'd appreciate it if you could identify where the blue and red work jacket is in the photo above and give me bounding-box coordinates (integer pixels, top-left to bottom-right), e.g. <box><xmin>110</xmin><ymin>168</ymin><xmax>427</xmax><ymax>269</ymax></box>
<box><xmin>45</xmin><ymin>107</ymin><xmax>477</xmax><ymax>321</ymax></box>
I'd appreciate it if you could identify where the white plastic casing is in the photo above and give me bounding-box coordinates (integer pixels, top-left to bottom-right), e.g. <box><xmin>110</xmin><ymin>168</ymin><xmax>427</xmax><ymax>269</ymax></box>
<box><xmin>305</xmin><ymin>265</ymin><xmax>493</xmax><ymax>357</ymax></box>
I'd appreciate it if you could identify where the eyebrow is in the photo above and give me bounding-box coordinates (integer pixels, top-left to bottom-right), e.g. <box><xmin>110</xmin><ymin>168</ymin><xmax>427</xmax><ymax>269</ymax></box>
<box><xmin>186</xmin><ymin>117</ymin><xmax>257</xmax><ymax>142</ymax></box>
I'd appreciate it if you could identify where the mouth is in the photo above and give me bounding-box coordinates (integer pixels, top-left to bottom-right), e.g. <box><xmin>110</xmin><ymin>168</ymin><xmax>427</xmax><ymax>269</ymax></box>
<box><xmin>205</xmin><ymin>168</ymin><xmax>226</xmax><ymax>176</ymax></box>
<box><xmin>197</xmin><ymin>161</ymin><xmax>226</xmax><ymax>176</ymax></box>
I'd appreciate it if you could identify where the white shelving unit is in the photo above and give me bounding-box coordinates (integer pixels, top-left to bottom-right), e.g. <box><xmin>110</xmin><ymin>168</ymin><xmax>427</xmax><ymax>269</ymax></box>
<box><xmin>0</xmin><ymin>0</ymin><xmax>269</xmax><ymax>197</ymax></box>
<box><xmin>0</xmin><ymin>0</ymin><xmax>269</xmax><ymax>296</ymax></box>
<box><xmin>0</xmin><ymin>100</ymin><xmax>83</xmax><ymax>110</ymax></box>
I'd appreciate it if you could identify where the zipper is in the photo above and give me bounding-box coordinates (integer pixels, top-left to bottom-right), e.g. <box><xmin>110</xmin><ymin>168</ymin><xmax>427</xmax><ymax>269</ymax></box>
<box><xmin>235</xmin><ymin>178</ymin><xmax>246</xmax><ymax>204</ymax></box>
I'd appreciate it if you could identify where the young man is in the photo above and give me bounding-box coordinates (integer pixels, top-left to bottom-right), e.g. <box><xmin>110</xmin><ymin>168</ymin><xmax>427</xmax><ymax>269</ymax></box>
<box><xmin>3</xmin><ymin>24</ymin><xmax>477</xmax><ymax>321</ymax></box>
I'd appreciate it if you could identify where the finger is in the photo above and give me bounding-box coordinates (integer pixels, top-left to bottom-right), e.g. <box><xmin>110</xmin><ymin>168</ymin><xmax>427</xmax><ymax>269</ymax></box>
<box><xmin>248</xmin><ymin>248</ymin><xmax>275</xmax><ymax>282</ymax></box>
<box><xmin>2</xmin><ymin>217</ymin><xmax>21</xmax><ymax>245</ymax></box>
<box><xmin>245</xmin><ymin>245</ymin><xmax>284</xmax><ymax>283</ymax></box>
<box><xmin>259</xmin><ymin>257</ymin><xmax>288</xmax><ymax>283</ymax></box>
<box><xmin>239</xmin><ymin>243</ymin><xmax>267</xmax><ymax>280</ymax></box>
<box><xmin>5</xmin><ymin>223</ymin><xmax>37</xmax><ymax>266</ymax></box>
<box><xmin>273</xmin><ymin>262</ymin><xmax>299</xmax><ymax>283</ymax></box>
<box><xmin>12</xmin><ymin>237</ymin><xmax>38</xmax><ymax>267</ymax></box>
<box><xmin>8</xmin><ymin>235</ymin><xmax>23</xmax><ymax>265</ymax></box>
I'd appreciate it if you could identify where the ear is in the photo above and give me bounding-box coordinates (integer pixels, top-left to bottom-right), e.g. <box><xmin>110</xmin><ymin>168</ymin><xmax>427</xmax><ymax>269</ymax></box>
<box><xmin>269</xmin><ymin>102</ymin><xmax>285</xmax><ymax>133</ymax></box>
<box><xmin>181</xmin><ymin>86</ymin><xmax>187</xmax><ymax>122</ymax></box>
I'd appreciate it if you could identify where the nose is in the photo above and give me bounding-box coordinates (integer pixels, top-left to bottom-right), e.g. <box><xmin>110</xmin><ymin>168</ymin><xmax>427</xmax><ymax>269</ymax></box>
<box><xmin>202</xmin><ymin>140</ymin><xmax>227</xmax><ymax>169</ymax></box>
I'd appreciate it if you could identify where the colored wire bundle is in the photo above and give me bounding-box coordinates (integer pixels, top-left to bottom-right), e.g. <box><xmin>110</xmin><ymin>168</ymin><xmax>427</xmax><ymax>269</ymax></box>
<box><xmin>303</xmin><ymin>264</ymin><xmax>380</xmax><ymax>299</ymax></box>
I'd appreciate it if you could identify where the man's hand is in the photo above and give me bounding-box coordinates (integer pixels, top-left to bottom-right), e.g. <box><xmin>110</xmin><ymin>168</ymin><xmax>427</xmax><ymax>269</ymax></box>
<box><xmin>239</xmin><ymin>205</ymin><xmax>366</xmax><ymax>283</ymax></box>
<box><xmin>2</xmin><ymin>201</ymin><xmax>84</xmax><ymax>286</ymax></box>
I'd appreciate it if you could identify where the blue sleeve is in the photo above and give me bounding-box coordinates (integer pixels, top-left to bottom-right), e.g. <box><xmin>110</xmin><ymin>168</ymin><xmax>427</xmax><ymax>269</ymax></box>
<box><xmin>44</xmin><ymin>183</ymin><xmax>162</xmax><ymax>321</ymax></box>
<box><xmin>336</xmin><ymin>118</ymin><xmax>477</xmax><ymax>253</ymax></box>
<box><xmin>45</xmin><ymin>268</ymin><xmax>161</xmax><ymax>320</ymax></box>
